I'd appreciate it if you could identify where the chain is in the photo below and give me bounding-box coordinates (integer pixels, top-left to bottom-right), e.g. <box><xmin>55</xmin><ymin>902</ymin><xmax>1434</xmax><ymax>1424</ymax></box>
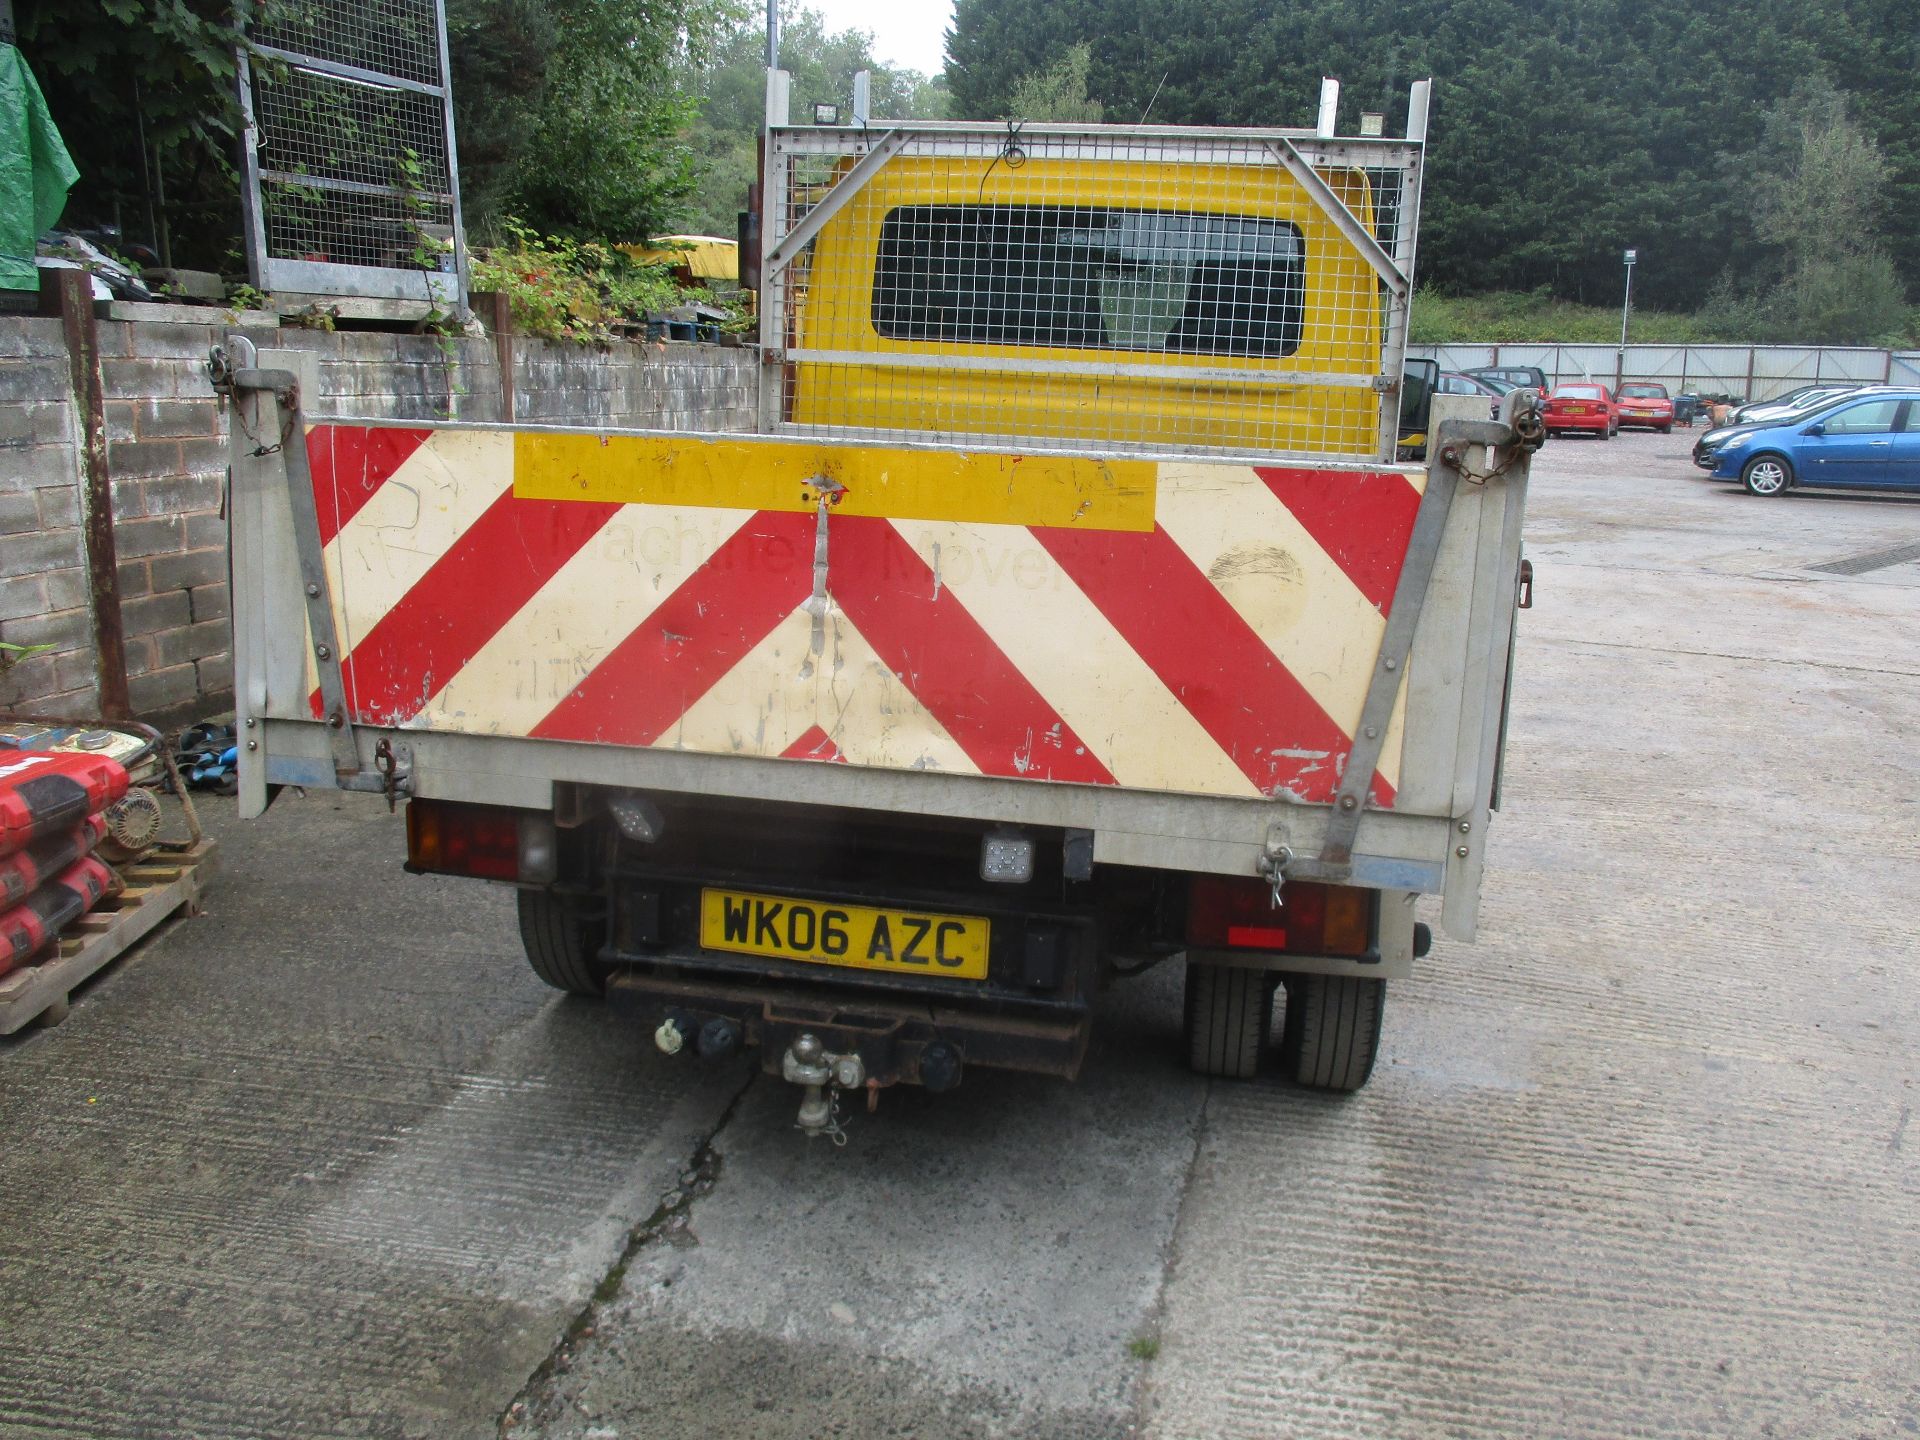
<box><xmin>232</xmin><ymin>387</ymin><xmax>297</xmax><ymax>458</ymax></box>
<box><xmin>822</xmin><ymin>1085</ymin><xmax>850</xmax><ymax>1146</ymax></box>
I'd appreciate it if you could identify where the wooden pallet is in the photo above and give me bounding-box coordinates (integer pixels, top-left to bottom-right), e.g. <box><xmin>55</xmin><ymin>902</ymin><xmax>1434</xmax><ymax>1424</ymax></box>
<box><xmin>0</xmin><ymin>839</ymin><xmax>219</xmax><ymax>1035</ymax></box>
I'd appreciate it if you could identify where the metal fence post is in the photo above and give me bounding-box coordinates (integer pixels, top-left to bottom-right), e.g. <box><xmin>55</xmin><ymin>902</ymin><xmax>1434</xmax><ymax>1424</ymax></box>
<box><xmin>54</xmin><ymin>271</ymin><xmax>132</xmax><ymax>719</ymax></box>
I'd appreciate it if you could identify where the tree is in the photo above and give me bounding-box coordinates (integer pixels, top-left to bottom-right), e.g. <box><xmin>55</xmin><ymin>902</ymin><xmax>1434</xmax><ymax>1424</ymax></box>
<box><xmin>15</xmin><ymin>0</ymin><xmax>259</xmax><ymax>268</ymax></box>
<box><xmin>675</xmin><ymin>5</ymin><xmax>949</xmax><ymax>239</ymax></box>
<box><xmin>1005</xmin><ymin>43</ymin><xmax>1103</xmax><ymax>123</ymax></box>
<box><xmin>941</xmin><ymin>0</ymin><xmax>1920</xmax><ymax>313</ymax></box>
<box><xmin>450</xmin><ymin>0</ymin><xmax>744</xmax><ymax>243</ymax></box>
<box><xmin>1752</xmin><ymin>81</ymin><xmax>1889</xmax><ymax>264</ymax></box>
<box><xmin>1747</xmin><ymin>80</ymin><xmax>1907</xmax><ymax>344</ymax></box>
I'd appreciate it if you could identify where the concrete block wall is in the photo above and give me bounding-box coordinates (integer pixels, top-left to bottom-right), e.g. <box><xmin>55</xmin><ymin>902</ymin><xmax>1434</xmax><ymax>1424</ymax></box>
<box><xmin>1</xmin><ymin>309</ymin><xmax>759</xmax><ymax>726</ymax></box>
<box><xmin>100</xmin><ymin>323</ymin><xmax>236</xmax><ymax>717</ymax></box>
<box><xmin>0</xmin><ymin>319</ymin><xmax>97</xmax><ymax>717</ymax></box>
<box><xmin>307</xmin><ymin>330</ymin><xmax>505</xmax><ymax>424</ymax></box>
<box><xmin>516</xmin><ymin>339</ymin><xmax>757</xmax><ymax>430</ymax></box>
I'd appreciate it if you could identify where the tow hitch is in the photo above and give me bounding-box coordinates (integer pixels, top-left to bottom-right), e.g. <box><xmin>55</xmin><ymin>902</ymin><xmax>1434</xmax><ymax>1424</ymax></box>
<box><xmin>781</xmin><ymin>1033</ymin><xmax>866</xmax><ymax>1141</ymax></box>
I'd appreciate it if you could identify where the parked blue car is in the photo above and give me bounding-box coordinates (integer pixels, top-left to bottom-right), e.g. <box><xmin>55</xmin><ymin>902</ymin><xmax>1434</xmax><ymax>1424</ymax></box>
<box><xmin>1705</xmin><ymin>390</ymin><xmax>1920</xmax><ymax>496</ymax></box>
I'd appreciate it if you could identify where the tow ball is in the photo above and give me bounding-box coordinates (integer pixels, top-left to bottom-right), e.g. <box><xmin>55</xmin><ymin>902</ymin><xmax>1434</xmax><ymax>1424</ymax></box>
<box><xmin>782</xmin><ymin>1033</ymin><xmax>865</xmax><ymax>1138</ymax></box>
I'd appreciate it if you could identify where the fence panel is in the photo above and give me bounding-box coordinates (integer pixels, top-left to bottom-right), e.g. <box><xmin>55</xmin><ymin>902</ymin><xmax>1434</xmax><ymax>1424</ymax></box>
<box><xmin>1412</xmin><ymin>342</ymin><xmax>1915</xmax><ymax>399</ymax></box>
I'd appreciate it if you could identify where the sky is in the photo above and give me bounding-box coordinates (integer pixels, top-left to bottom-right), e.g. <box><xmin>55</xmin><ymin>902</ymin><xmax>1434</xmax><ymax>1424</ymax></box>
<box><xmin>797</xmin><ymin>0</ymin><xmax>955</xmax><ymax>76</ymax></box>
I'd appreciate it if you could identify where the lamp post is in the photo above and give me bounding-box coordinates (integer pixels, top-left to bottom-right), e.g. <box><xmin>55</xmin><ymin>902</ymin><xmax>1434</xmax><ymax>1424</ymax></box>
<box><xmin>1617</xmin><ymin>248</ymin><xmax>1637</xmax><ymax>390</ymax></box>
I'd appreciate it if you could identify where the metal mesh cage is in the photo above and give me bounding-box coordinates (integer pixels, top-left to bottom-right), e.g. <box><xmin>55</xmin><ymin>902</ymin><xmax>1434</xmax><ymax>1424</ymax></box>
<box><xmin>240</xmin><ymin>0</ymin><xmax>465</xmax><ymax>305</ymax></box>
<box><xmin>761</xmin><ymin>124</ymin><xmax>1422</xmax><ymax>463</ymax></box>
<box><xmin>252</xmin><ymin>0</ymin><xmax>444</xmax><ymax>88</ymax></box>
<box><xmin>252</xmin><ymin>66</ymin><xmax>455</xmax><ymax>270</ymax></box>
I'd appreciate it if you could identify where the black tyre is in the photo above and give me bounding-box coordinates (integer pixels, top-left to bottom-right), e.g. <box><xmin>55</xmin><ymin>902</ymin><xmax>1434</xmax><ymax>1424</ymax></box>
<box><xmin>1742</xmin><ymin>453</ymin><xmax>1792</xmax><ymax>496</ymax></box>
<box><xmin>1277</xmin><ymin>975</ymin><xmax>1386</xmax><ymax>1092</ymax></box>
<box><xmin>517</xmin><ymin>889</ymin><xmax>605</xmax><ymax>995</ymax></box>
<box><xmin>1183</xmin><ymin>961</ymin><xmax>1272</xmax><ymax>1079</ymax></box>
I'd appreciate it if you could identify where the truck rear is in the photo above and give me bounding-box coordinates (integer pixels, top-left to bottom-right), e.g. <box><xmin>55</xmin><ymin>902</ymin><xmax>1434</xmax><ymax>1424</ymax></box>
<box><xmin>217</xmin><ymin>78</ymin><xmax>1539</xmax><ymax>1131</ymax></box>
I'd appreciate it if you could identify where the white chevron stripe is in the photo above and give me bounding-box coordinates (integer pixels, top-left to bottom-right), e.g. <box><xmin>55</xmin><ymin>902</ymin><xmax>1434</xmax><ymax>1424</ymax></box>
<box><xmin>888</xmin><ymin>518</ymin><xmax>1261</xmax><ymax>798</ymax></box>
<box><xmin>412</xmin><ymin>504</ymin><xmax>757</xmax><ymax>734</ymax></box>
<box><xmin>323</xmin><ymin>430</ymin><xmax>515</xmax><ymax>657</ymax></box>
<box><xmin>663</xmin><ymin>605</ymin><xmax>978</xmax><ymax>775</ymax></box>
<box><xmin>1154</xmin><ymin>464</ymin><xmax>1408</xmax><ymax>786</ymax></box>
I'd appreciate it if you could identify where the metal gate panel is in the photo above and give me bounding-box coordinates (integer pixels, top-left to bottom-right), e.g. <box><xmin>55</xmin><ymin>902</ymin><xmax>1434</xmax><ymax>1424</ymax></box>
<box><xmin>237</xmin><ymin>0</ymin><xmax>468</xmax><ymax>309</ymax></box>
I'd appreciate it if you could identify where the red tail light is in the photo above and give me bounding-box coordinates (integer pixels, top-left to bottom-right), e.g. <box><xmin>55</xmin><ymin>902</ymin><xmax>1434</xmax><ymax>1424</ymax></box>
<box><xmin>407</xmin><ymin>799</ymin><xmax>522</xmax><ymax>880</ymax></box>
<box><xmin>1186</xmin><ymin>875</ymin><xmax>1371</xmax><ymax>956</ymax></box>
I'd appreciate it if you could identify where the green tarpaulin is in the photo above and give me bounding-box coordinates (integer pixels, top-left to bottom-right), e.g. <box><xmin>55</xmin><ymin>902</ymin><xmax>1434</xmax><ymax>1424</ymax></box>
<box><xmin>1</xmin><ymin>43</ymin><xmax>77</xmax><ymax>292</ymax></box>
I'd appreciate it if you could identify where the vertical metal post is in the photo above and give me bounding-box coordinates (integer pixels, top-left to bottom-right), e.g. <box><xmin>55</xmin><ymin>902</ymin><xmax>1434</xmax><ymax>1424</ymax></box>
<box><xmin>432</xmin><ymin>0</ymin><xmax>473</xmax><ymax>317</ymax></box>
<box><xmin>233</xmin><ymin>47</ymin><xmax>271</xmax><ymax>294</ymax></box>
<box><xmin>766</xmin><ymin>0</ymin><xmax>779</xmax><ymax>68</ymax></box>
<box><xmin>1316</xmin><ymin>78</ymin><xmax>1340</xmax><ymax>137</ymax></box>
<box><xmin>1617</xmin><ymin>248</ymin><xmax>1635</xmax><ymax>390</ymax></box>
<box><xmin>483</xmin><ymin>290</ymin><xmax>515</xmax><ymax>422</ymax></box>
<box><xmin>759</xmin><ymin>73</ymin><xmax>792</xmax><ymax>434</ymax></box>
<box><xmin>55</xmin><ymin>271</ymin><xmax>131</xmax><ymax>720</ymax></box>
<box><xmin>1375</xmin><ymin>79</ymin><xmax>1429</xmax><ymax>462</ymax></box>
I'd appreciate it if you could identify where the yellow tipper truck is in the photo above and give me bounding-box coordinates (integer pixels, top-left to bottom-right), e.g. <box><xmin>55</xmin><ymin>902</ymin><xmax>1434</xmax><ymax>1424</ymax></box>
<box><xmin>216</xmin><ymin>75</ymin><xmax>1541</xmax><ymax>1133</ymax></box>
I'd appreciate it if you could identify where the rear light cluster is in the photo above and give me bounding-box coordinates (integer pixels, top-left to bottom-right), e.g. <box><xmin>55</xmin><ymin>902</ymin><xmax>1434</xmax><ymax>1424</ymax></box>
<box><xmin>1186</xmin><ymin>875</ymin><xmax>1371</xmax><ymax>956</ymax></box>
<box><xmin>406</xmin><ymin>799</ymin><xmax>556</xmax><ymax>882</ymax></box>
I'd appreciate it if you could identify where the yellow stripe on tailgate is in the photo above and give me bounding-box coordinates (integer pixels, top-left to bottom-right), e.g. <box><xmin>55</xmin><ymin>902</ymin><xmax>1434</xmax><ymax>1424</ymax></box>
<box><xmin>513</xmin><ymin>434</ymin><xmax>1157</xmax><ymax>532</ymax></box>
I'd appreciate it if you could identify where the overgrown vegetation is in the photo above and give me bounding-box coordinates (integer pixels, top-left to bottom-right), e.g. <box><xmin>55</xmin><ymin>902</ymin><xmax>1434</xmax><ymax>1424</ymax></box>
<box><xmin>469</xmin><ymin>223</ymin><xmax>738</xmax><ymax>342</ymax></box>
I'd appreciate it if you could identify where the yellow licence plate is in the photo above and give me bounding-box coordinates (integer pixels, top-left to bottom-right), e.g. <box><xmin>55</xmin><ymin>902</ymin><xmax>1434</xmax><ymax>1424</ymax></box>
<box><xmin>700</xmin><ymin>889</ymin><xmax>991</xmax><ymax>980</ymax></box>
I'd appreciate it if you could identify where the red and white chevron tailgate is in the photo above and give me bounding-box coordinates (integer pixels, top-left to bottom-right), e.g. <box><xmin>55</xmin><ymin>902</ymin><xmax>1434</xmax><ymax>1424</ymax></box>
<box><xmin>299</xmin><ymin>425</ymin><xmax>1422</xmax><ymax>805</ymax></box>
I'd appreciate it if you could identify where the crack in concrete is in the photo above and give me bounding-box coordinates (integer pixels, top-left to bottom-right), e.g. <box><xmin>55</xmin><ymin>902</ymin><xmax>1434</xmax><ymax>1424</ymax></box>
<box><xmin>497</xmin><ymin>1069</ymin><xmax>761</xmax><ymax>1436</ymax></box>
<box><xmin>1538</xmin><ymin>635</ymin><xmax>1920</xmax><ymax>680</ymax></box>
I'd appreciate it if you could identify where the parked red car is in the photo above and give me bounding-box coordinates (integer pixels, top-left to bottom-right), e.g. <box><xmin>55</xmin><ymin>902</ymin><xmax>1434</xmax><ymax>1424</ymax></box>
<box><xmin>1615</xmin><ymin>382</ymin><xmax>1675</xmax><ymax>432</ymax></box>
<box><xmin>1543</xmin><ymin>383</ymin><xmax>1618</xmax><ymax>438</ymax></box>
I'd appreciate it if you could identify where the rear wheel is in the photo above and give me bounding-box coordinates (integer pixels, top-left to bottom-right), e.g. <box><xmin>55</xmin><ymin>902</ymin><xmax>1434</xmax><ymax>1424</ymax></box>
<box><xmin>1183</xmin><ymin>961</ymin><xmax>1272</xmax><ymax>1079</ymax></box>
<box><xmin>518</xmin><ymin>889</ymin><xmax>606</xmax><ymax>995</ymax></box>
<box><xmin>1742</xmin><ymin>453</ymin><xmax>1792</xmax><ymax>496</ymax></box>
<box><xmin>1277</xmin><ymin>975</ymin><xmax>1386</xmax><ymax>1092</ymax></box>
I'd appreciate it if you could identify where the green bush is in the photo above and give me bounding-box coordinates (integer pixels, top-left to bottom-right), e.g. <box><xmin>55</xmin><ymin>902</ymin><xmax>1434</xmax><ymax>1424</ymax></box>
<box><xmin>471</xmin><ymin>219</ymin><xmax>738</xmax><ymax>343</ymax></box>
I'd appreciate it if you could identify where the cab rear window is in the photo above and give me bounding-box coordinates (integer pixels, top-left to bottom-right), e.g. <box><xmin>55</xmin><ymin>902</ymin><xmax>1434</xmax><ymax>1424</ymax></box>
<box><xmin>871</xmin><ymin>205</ymin><xmax>1306</xmax><ymax>358</ymax></box>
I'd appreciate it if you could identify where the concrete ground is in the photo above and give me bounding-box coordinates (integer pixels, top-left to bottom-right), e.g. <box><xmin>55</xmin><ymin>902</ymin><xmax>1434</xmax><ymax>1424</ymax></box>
<box><xmin>2</xmin><ymin>427</ymin><xmax>1917</xmax><ymax>1439</ymax></box>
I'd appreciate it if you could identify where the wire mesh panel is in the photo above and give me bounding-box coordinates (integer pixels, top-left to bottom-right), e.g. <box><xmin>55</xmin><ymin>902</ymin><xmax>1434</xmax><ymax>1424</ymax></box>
<box><xmin>761</xmin><ymin>124</ymin><xmax>1422</xmax><ymax>463</ymax></box>
<box><xmin>239</xmin><ymin>0</ymin><xmax>467</xmax><ymax>308</ymax></box>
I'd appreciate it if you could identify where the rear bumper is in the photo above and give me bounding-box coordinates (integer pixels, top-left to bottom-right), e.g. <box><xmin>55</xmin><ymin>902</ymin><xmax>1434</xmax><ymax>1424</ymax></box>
<box><xmin>1544</xmin><ymin>415</ymin><xmax>1607</xmax><ymax>433</ymax></box>
<box><xmin>605</xmin><ymin>969</ymin><xmax>1089</xmax><ymax>1083</ymax></box>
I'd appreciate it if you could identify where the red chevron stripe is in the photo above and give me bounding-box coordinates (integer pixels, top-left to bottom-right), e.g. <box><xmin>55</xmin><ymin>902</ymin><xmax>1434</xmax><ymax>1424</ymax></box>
<box><xmin>1253</xmin><ymin>466</ymin><xmax>1420</xmax><ymax>614</ymax></box>
<box><xmin>307</xmin><ymin>425</ymin><xmax>434</xmax><ymax>547</ymax></box>
<box><xmin>826</xmin><ymin>518</ymin><xmax>1115</xmax><ymax>785</ymax></box>
<box><xmin>1036</xmin><ymin>524</ymin><xmax>1392</xmax><ymax>805</ymax></box>
<box><xmin>533</xmin><ymin>511</ymin><xmax>818</xmax><ymax>746</ymax></box>
<box><xmin>781</xmin><ymin>725</ymin><xmax>847</xmax><ymax>763</ymax></box>
<box><xmin>314</xmin><ymin>489</ymin><xmax>621</xmax><ymax>725</ymax></box>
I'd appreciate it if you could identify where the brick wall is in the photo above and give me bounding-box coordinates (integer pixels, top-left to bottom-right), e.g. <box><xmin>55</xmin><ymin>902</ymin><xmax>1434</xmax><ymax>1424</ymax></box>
<box><xmin>0</xmin><ymin>319</ymin><xmax>96</xmax><ymax>717</ymax></box>
<box><xmin>0</xmin><ymin>306</ymin><xmax>758</xmax><ymax>727</ymax></box>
